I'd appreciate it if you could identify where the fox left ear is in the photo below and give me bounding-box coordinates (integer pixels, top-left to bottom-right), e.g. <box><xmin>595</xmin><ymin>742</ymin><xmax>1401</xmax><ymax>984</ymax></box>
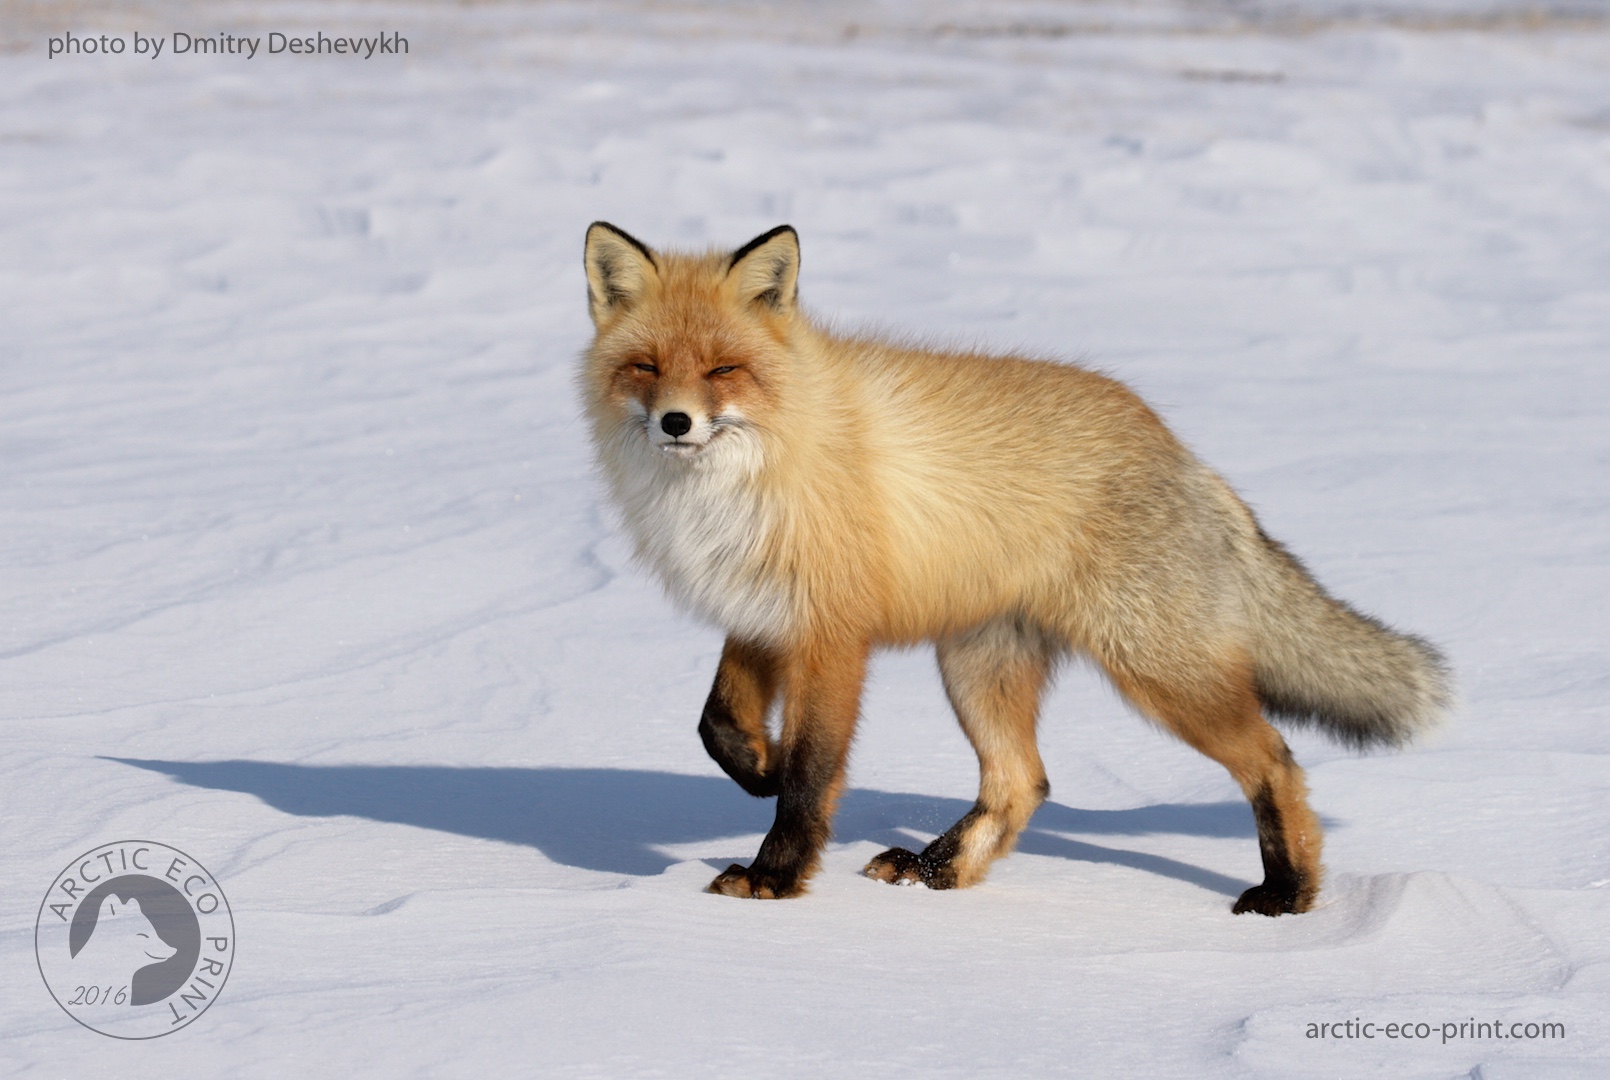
<box><xmin>727</xmin><ymin>225</ymin><xmax>799</xmax><ymax>314</ymax></box>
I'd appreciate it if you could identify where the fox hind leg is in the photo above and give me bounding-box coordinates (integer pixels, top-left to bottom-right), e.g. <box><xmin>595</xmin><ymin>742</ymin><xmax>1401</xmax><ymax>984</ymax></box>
<box><xmin>1109</xmin><ymin>654</ymin><xmax>1322</xmax><ymax>915</ymax></box>
<box><xmin>865</xmin><ymin>618</ymin><xmax>1055</xmax><ymax>890</ymax></box>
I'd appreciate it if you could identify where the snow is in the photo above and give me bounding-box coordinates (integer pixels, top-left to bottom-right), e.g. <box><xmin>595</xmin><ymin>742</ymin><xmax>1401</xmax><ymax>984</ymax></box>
<box><xmin>2</xmin><ymin>0</ymin><xmax>1607</xmax><ymax>1075</ymax></box>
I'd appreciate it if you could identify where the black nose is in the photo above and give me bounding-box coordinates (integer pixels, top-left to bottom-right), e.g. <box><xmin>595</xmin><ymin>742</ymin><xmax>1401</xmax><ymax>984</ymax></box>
<box><xmin>660</xmin><ymin>412</ymin><xmax>692</xmax><ymax>437</ymax></box>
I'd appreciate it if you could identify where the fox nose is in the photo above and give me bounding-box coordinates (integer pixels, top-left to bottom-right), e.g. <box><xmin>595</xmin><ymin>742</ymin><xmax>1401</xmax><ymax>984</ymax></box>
<box><xmin>660</xmin><ymin>412</ymin><xmax>693</xmax><ymax>437</ymax></box>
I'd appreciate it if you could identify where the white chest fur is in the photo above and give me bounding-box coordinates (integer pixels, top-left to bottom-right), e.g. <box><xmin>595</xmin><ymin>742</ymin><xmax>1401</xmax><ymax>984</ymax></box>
<box><xmin>606</xmin><ymin>430</ymin><xmax>793</xmax><ymax>644</ymax></box>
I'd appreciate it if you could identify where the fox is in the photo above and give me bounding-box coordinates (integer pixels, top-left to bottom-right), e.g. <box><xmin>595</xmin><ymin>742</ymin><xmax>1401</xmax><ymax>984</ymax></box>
<box><xmin>72</xmin><ymin>894</ymin><xmax>176</xmax><ymax>988</ymax></box>
<box><xmin>579</xmin><ymin>221</ymin><xmax>1452</xmax><ymax>915</ymax></box>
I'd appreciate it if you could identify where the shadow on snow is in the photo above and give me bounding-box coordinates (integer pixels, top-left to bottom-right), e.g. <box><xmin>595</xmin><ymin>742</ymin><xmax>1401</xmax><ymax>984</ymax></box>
<box><xmin>108</xmin><ymin>757</ymin><xmax>1267</xmax><ymax>898</ymax></box>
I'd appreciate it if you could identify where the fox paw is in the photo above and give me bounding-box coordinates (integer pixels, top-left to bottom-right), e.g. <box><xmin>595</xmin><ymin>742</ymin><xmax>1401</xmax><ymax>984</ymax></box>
<box><xmin>705</xmin><ymin>864</ymin><xmax>802</xmax><ymax>899</ymax></box>
<box><xmin>1232</xmin><ymin>882</ymin><xmax>1313</xmax><ymax>916</ymax></box>
<box><xmin>862</xmin><ymin>847</ymin><xmax>958</xmax><ymax>889</ymax></box>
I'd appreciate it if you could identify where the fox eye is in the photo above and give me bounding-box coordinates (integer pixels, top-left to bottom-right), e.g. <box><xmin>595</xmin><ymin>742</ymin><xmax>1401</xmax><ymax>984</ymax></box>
<box><xmin>707</xmin><ymin>365</ymin><xmax>738</xmax><ymax>377</ymax></box>
<box><xmin>632</xmin><ymin>362</ymin><xmax>658</xmax><ymax>375</ymax></box>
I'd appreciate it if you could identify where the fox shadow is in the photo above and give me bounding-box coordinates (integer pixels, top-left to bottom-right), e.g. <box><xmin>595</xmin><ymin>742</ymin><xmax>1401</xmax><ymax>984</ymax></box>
<box><xmin>108</xmin><ymin>758</ymin><xmax>1271</xmax><ymax>898</ymax></box>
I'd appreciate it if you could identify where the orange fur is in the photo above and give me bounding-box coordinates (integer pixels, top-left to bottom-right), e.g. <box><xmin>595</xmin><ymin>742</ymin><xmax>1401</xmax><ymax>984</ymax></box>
<box><xmin>580</xmin><ymin>223</ymin><xmax>1450</xmax><ymax>912</ymax></box>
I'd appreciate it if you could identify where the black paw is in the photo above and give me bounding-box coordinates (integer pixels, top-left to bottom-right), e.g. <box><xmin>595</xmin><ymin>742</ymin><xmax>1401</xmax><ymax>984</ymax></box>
<box><xmin>1233</xmin><ymin>882</ymin><xmax>1310</xmax><ymax>916</ymax></box>
<box><xmin>705</xmin><ymin>863</ymin><xmax>802</xmax><ymax>899</ymax></box>
<box><xmin>698</xmin><ymin>717</ymin><xmax>779</xmax><ymax>798</ymax></box>
<box><xmin>862</xmin><ymin>847</ymin><xmax>958</xmax><ymax>889</ymax></box>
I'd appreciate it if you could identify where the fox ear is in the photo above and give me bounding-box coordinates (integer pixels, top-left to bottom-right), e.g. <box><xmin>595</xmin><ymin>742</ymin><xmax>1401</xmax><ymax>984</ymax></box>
<box><xmin>727</xmin><ymin>225</ymin><xmax>799</xmax><ymax>314</ymax></box>
<box><xmin>585</xmin><ymin>222</ymin><xmax>658</xmax><ymax>325</ymax></box>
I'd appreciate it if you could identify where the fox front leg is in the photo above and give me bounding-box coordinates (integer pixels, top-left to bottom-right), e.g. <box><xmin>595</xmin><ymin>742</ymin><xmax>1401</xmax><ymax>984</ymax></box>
<box><xmin>707</xmin><ymin>638</ymin><xmax>866</xmax><ymax>899</ymax></box>
<box><xmin>698</xmin><ymin>638</ymin><xmax>781</xmax><ymax>797</ymax></box>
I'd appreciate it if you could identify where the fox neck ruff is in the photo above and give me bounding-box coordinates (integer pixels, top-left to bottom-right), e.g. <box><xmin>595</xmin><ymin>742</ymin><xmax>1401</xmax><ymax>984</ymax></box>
<box><xmin>602</xmin><ymin>418</ymin><xmax>795</xmax><ymax>645</ymax></box>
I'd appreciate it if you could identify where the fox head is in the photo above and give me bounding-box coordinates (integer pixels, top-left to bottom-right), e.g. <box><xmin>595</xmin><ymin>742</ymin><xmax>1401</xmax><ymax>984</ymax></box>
<box><xmin>580</xmin><ymin>223</ymin><xmax>800</xmax><ymax>461</ymax></box>
<box><xmin>74</xmin><ymin>895</ymin><xmax>177</xmax><ymax>967</ymax></box>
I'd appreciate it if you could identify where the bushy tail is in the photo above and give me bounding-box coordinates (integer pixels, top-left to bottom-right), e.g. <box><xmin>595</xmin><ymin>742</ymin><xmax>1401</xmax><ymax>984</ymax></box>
<box><xmin>1246</xmin><ymin>530</ymin><xmax>1452</xmax><ymax>749</ymax></box>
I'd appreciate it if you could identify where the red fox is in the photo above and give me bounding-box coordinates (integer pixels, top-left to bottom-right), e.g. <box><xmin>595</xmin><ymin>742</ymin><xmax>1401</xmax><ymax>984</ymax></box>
<box><xmin>580</xmin><ymin>222</ymin><xmax>1451</xmax><ymax>915</ymax></box>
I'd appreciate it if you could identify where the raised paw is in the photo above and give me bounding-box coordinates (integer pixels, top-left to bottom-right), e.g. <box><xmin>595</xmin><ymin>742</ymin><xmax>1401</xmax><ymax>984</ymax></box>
<box><xmin>1232</xmin><ymin>881</ymin><xmax>1313</xmax><ymax>916</ymax></box>
<box><xmin>705</xmin><ymin>863</ymin><xmax>802</xmax><ymax>899</ymax></box>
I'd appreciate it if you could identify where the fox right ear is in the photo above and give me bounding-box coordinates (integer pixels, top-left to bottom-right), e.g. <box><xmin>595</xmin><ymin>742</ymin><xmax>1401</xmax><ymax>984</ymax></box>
<box><xmin>727</xmin><ymin>225</ymin><xmax>799</xmax><ymax>314</ymax></box>
<box><xmin>584</xmin><ymin>222</ymin><xmax>658</xmax><ymax>325</ymax></box>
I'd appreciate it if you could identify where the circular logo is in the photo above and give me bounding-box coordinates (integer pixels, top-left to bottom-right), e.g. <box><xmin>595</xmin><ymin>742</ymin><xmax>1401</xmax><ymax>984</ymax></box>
<box><xmin>36</xmin><ymin>841</ymin><xmax>234</xmax><ymax>1038</ymax></box>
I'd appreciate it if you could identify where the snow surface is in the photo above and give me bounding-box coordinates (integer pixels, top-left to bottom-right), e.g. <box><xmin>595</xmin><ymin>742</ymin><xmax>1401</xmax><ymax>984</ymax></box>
<box><xmin>3</xmin><ymin>0</ymin><xmax>1608</xmax><ymax>1075</ymax></box>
